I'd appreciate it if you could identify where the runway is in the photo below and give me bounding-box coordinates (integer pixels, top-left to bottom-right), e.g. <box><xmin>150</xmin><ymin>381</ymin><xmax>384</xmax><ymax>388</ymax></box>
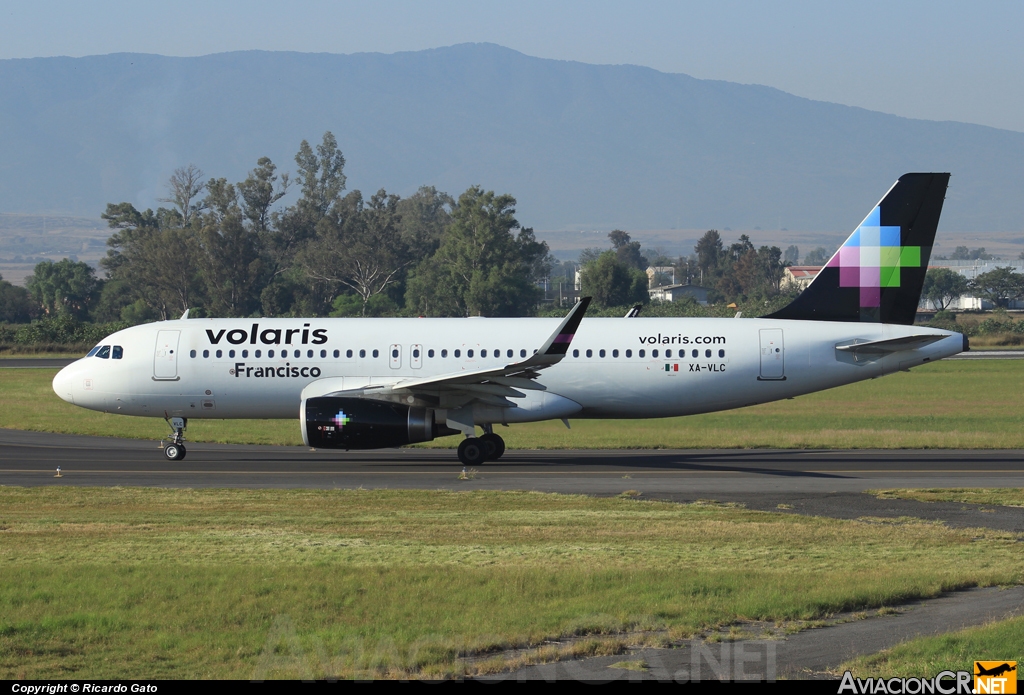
<box><xmin>3</xmin><ymin>427</ymin><xmax>1022</xmax><ymax>493</ymax></box>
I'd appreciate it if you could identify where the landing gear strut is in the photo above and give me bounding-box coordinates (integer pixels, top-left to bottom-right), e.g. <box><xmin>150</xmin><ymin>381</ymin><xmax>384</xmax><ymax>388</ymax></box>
<box><xmin>162</xmin><ymin>416</ymin><xmax>187</xmax><ymax>461</ymax></box>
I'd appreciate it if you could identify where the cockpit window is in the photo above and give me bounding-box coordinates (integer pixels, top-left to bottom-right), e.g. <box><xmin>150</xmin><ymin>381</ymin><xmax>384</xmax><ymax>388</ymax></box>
<box><xmin>86</xmin><ymin>346</ymin><xmax>101</xmax><ymax>357</ymax></box>
<box><xmin>96</xmin><ymin>345</ymin><xmax>111</xmax><ymax>359</ymax></box>
<box><xmin>112</xmin><ymin>346</ymin><xmax>123</xmax><ymax>359</ymax></box>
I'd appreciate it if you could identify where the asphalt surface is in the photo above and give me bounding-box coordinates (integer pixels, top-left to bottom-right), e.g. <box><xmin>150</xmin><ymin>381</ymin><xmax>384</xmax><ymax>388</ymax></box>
<box><xmin>2</xmin><ymin>428</ymin><xmax>1023</xmax><ymax>531</ymax></box>
<box><xmin>497</xmin><ymin>586</ymin><xmax>1024</xmax><ymax>681</ymax></box>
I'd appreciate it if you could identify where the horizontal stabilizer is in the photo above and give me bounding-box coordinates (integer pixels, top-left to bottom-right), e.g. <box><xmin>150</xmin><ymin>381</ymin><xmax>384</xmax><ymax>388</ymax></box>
<box><xmin>835</xmin><ymin>334</ymin><xmax>945</xmax><ymax>356</ymax></box>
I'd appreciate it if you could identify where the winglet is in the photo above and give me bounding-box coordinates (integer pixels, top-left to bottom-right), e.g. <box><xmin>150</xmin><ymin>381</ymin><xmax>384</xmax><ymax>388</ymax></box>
<box><xmin>535</xmin><ymin>297</ymin><xmax>591</xmax><ymax>357</ymax></box>
<box><xmin>624</xmin><ymin>304</ymin><xmax>642</xmax><ymax>318</ymax></box>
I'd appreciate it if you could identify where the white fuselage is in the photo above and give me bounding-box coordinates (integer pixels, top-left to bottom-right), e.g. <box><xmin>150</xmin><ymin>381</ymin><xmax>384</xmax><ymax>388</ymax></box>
<box><xmin>53</xmin><ymin>316</ymin><xmax>963</xmax><ymax>425</ymax></box>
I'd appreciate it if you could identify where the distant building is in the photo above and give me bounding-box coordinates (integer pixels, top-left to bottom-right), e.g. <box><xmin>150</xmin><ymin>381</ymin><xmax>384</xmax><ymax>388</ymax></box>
<box><xmin>781</xmin><ymin>266</ymin><xmax>822</xmax><ymax>290</ymax></box>
<box><xmin>646</xmin><ymin>266</ymin><xmax>676</xmax><ymax>288</ymax></box>
<box><xmin>649</xmin><ymin>283</ymin><xmax>709</xmax><ymax>305</ymax></box>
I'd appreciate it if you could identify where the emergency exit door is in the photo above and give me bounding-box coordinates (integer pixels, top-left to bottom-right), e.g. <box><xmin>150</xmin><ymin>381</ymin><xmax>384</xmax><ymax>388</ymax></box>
<box><xmin>758</xmin><ymin>329</ymin><xmax>785</xmax><ymax>380</ymax></box>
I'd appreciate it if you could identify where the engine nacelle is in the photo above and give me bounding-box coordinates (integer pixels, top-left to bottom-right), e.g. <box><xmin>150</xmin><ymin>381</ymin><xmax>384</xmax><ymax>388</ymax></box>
<box><xmin>302</xmin><ymin>397</ymin><xmax>440</xmax><ymax>450</ymax></box>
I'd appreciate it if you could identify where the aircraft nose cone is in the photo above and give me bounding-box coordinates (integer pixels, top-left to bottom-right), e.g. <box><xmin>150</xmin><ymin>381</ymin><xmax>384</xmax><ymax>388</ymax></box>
<box><xmin>52</xmin><ymin>367</ymin><xmax>74</xmax><ymax>404</ymax></box>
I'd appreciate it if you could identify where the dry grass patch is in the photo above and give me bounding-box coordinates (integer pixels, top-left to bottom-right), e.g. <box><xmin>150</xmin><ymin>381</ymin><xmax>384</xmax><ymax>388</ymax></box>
<box><xmin>871</xmin><ymin>488</ymin><xmax>1024</xmax><ymax>508</ymax></box>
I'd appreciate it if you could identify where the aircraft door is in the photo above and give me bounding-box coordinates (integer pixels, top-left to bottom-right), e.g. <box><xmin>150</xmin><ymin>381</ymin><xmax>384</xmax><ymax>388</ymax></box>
<box><xmin>758</xmin><ymin>329</ymin><xmax>785</xmax><ymax>380</ymax></box>
<box><xmin>154</xmin><ymin>330</ymin><xmax>181</xmax><ymax>380</ymax></box>
<box><xmin>389</xmin><ymin>344</ymin><xmax>402</xmax><ymax>369</ymax></box>
<box><xmin>410</xmin><ymin>344</ymin><xmax>423</xmax><ymax>369</ymax></box>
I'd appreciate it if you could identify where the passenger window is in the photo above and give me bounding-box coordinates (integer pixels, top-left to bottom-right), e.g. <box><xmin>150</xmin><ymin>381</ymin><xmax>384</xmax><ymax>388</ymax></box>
<box><xmin>599</xmin><ymin>349</ymin><xmax>606</xmax><ymax>358</ymax></box>
<box><xmin>666</xmin><ymin>349</ymin><xmax>672</xmax><ymax>358</ymax></box>
<box><xmin>481</xmin><ymin>349</ymin><xmax>487</xmax><ymax>357</ymax></box>
<box><xmin>190</xmin><ymin>349</ymin><xmax>197</xmax><ymax>358</ymax></box>
<box><xmin>507</xmin><ymin>349</ymin><xmax>513</xmax><ymax>358</ymax></box>
<box><xmin>692</xmin><ymin>349</ymin><xmax>698</xmax><ymax>358</ymax></box>
<box><xmin>268</xmin><ymin>350</ymin><xmax>275</xmax><ymax>358</ymax></box>
<box><xmin>705</xmin><ymin>349</ymin><xmax>712</xmax><ymax>358</ymax></box>
<box><xmin>87</xmin><ymin>346</ymin><xmax>101</xmax><ymax>357</ymax></box>
<box><xmin>216</xmin><ymin>349</ymin><xmax>223</xmax><ymax>358</ymax></box>
<box><xmin>347</xmin><ymin>349</ymin><xmax>353</xmax><ymax>358</ymax></box>
<box><xmin>202</xmin><ymin>350</ymin><xmax>209</xmax><ymax>358</ymax></box>
<box><xmin>333</xmin><ymin>349</ymin><xmax>339</xmax><ymax>358</ymax></box>
<box><xmin>428</xmin><ymin>349</ymin><xmax>434</xmax><ymax>358</ymax></box>
<box><xmin>520</xmin><ymin>349</ymin><xmax>526</xmax><ymax>358</ymax></box>
<box><xmin>719</xmin><ymin>349</ymin><xmax>725</xmax><ymax>358</ymax></box>
<box><xmin>359</xmin><ymin>349</ymin><xmax>366</xmax><ymax>358</ymax></box>
<box><xmin>441</xmin><ymin>349</ymin><xmax>447</xmax><ymax>358</ymax></box>
<box><xmin>242</xmin><ymin>350</ymin><xmax>248</xmax><ymax>358</ymax></box>
<box><xmin>228</xmin><ymin>349</ymin><xmax>235</xmax><ymax>358</ymax></box>
<box><xmin>454</xmin><ymin>349</ymin><xmax>461</xmax><ymax>358</ymax></box>
<box><xmin>413</xmin><ymin>349</ymin><xmax>420</xmax><ymax>358</ymax></box>
<box><xmin>112</xmin><ymin>346</ymin><xmax>123</xmax><ymax>359</ymax></box>
<box><xmin>372</xmin><ymin>349</ymin><xmax>379</xmax><ymax>358</ymax></box>
<box><xmin>573</xmin><ymin>349</ymin><xmax>579</xmax><ymax>358</ymax></box>
<box><xmin>392</xmin><ymin>348</ymin><xmax>399</xmax><ymax>358</ymax></box>
<box><xmin>586</xmin><ymin>349</ymin><xmax>593</xmax><ymax>358</ymax></box>
<box><xmin>96</xmin><ymin>345</ymin><xmax>110</xmax><ymax>359</ymax></box>
<box><xmin>467</xmin><ymin>349</ymin><xmax>474</xmax><ymax>358</ymax></box>
<box><xmin>625</xmin><ymin>349</ymin><xmax>632</xmax><ymax>358</ymax></box>
<box><xmin>652</xmin><ymin>349</ymin><xmax>659</xmax><ymax>358</ymax></box>
<box><xmin>612</xmin><ymin>349</ymin><xmax>619</xmax><ymax>358</ymax></box>
<box><xmin>255</xmin><ymin>350</ymin><xmax>261</xmax><ymax>358</ymax></box>
<box><xmin>639</xmin><ymin>349</ymin><xmax>645</xmax><ymax>358</ymax></box>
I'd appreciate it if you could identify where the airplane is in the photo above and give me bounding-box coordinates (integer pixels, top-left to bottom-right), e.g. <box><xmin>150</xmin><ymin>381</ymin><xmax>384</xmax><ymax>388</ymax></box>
<box><xmin>53</xmin><ymin>173</ymin><xmax>966</xmax><ymax>465</ymax></box>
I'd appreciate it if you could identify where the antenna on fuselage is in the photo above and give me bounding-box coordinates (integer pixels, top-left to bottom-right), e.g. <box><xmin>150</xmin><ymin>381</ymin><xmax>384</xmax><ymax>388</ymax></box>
<box><xmin>180</xmin><ymin>309</ymin><xmax>190</xmax><ymax>320</ymax></box>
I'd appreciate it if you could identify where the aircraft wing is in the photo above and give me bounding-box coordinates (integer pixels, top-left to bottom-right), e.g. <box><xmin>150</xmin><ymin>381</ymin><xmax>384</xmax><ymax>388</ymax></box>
<box><xmin>835</xmin><ymin>334</ymin><xmax>946</xmax><ymax>356</ymax></box>
<box><xmin>318</xmin><ymin>297</ymin><xmax>591</xmax><ymax>408</ymax></box>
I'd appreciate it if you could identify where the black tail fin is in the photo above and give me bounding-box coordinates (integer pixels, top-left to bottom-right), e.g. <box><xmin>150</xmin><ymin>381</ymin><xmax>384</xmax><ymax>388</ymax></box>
<box><xmin>766</xmin><ymin>173</ymin><xmax>949</xmax><ymax>324</ymax></box>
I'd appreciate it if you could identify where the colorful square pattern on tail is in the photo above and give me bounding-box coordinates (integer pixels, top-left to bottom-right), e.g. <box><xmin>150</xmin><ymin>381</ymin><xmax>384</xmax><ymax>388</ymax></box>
<box><xmin>826</xmin><ymin>206</ymin><xmax>920</xmax><ymax>308</ymax></box>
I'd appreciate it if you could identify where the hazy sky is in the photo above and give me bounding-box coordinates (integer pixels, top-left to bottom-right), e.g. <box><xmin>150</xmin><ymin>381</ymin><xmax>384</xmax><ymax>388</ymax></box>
<box><xmin>4</xmin><ymin>0</ymin><xmax>1023</xmax><ymax>132</ymax></box>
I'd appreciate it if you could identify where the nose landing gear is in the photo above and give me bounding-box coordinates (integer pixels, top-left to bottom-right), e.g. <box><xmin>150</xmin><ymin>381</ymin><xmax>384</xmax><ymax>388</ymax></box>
<box><xmin>162</xmin><ymin>416</ymin><xmax>188</xmax><ymax>461</ymax></box>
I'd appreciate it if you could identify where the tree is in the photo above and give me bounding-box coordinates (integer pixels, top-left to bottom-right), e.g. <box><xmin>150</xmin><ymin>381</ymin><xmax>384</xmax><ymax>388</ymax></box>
<box><xmin>0</xmin><ymin>274</ymin><xmax>32</xmax><ymax>323</ymax></box>
<box><xmin>159</xmin><ymin>165</ymin><xmax>207</xmax><ymax>227</ymax></box>
<box><xmin>579</xmin><ymin>251</ymin><xmax>649</xmax><ymax>308</ymax></box>
<box><xmin>406</xmin><ymin>186</ymin><xmax>547</xmax><ymax>317</ymax></box>
<box><xmin>294</xmin><ymin>131</ymin><xmax>346</xmax><ymax>225</ymax></box>
<box><xmin>784</xmin><ymin>245</ymin><xmax>800</xmax><ymax>264</ymax></box>
<box><xmin>396</xmin><ymin>186</ymin><xmax>454</xmax><ymax>259</ymax></box>
<box><xmin>947</xmin><ymin>246</ymin><xmax>993</xmax><ymax>261</ymax></box>
<box><xmin>608</xmin><ymin>230</ymin><xmax>645</xmax><ymax>270</ymax></box>
<box><xmin>695</xmin><ymin>230</ymin><xmax>724</xmax><ymax>283</ymax></box>
<box><xmin>238</xmin><ymin>157</ymin><xmax>289</xmax><ymax>235</ymax></box>
<box><xmin>803</xmin><ymin>247</ymin><xmax>831</xmax><ymax>265</ymax></box>
<box><xmin>299</xmin><ymin>189</ymin><xmax>411</xmax><ymax>316</ymax></box>
<box><xmin>271</xmin><ymin>133</ymin><xmax>348</xmax><ymax>271</ymax></box>
<box><xmin>922</xmin><ymin>267</ymin><xmax>969</xmax><ymax>310</ymax></box>
<box><xmin>197</xmin><ymin>179</ymin><xmax>268</xmax><ymax>317</ymax></box>
<box><xmin>25</xmin><ymin>259</ymin><xmax>98</xmax><ymax>319</ymax></box>
<box><xmin>970</xmin><ymin>267</ymin><xmax>1024</xmax><ymax>308</ymax></box>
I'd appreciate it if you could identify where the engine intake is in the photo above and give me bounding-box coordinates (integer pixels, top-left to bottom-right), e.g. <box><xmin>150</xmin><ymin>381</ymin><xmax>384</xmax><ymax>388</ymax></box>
<box><xmin>302</xmin><ymin>397</ymin><xmax>441</xmax><ymax>450</ymax></box>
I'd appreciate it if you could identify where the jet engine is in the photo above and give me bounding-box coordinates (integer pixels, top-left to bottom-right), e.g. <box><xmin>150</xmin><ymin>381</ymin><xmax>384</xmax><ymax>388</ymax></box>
<box><xmin>302</xmin><ymin>397</ymin><xmax>451</xmax><ymax>449</ymax></box>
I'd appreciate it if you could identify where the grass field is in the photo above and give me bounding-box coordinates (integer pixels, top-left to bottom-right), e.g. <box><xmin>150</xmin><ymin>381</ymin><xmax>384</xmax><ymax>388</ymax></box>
<box><xmin>872</xmin><ymin>489</ymin><xmax>1024</xmax><ymax>508</ymax></box>
<box><xmin>3</xmin><ymin>360</ymin><xmax>1024</xmax><ymax>448</ymax></box>
<box><xmin>0</xmin><ymin>488</ymin><xmax>1021</xmax><ymax>679</ymax></box>
<box><xmin>842</xmin><ymin>615</ymin><xmax>1024</xmax><ymax>677</ymax></box>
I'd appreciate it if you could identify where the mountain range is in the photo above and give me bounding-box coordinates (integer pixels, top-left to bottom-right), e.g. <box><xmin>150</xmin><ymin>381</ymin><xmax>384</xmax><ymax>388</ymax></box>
<box><xmin>1</xmin><ymin>43</ymin><xmax>1022</xmax><ymax>233</ymax></box>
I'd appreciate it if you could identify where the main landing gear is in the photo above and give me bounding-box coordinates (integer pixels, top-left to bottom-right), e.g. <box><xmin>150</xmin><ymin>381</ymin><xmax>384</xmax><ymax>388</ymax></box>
<box><xmin>162</xmin><ymin>416</ymin><xmax>187</xmax><ymax>461</ymax></box>
<box><xmin>457</xmin><ymin>430</ymin><xmax>506</xmax><ymax>466</ymax></box>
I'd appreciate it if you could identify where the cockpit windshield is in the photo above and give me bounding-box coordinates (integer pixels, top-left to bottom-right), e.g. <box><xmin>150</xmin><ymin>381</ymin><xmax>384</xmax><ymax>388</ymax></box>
<box><xmin>96</xmin><ymin>346</ymin><xmax>111</xmax><ymax>359</ymax></box>
<box><xmin>112</xmin><ymin>346</ymin><xmax>123</xmax><ymax>359</ymax></box>
<box><xmin>86</xmin><ymin>346</ymin><xmax>101</xmax><ymax>357</ymax></box>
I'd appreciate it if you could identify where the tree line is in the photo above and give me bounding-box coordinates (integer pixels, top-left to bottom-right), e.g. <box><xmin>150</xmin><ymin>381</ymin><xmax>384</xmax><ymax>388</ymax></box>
<box><xmin>4</xmin><ymin>131</ymin><xmax>1023</xmax><ymax>338</ymax></box>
